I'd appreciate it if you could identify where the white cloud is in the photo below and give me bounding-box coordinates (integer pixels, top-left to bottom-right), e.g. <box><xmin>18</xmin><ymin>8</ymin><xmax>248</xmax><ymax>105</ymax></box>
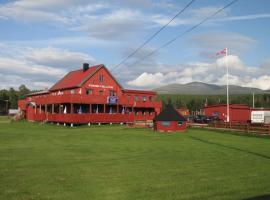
<box><xmin>0</xmin><ymin>45</ymin><xmax>96</xmax><ymax>89</ymax></box>
<box><xmin>22</xmin><ymin>47</ymin><xmax>95</xmax><ymax>68</ymax></box>
<box><xmin>217</xmin><ymin>14</ymin><xmax>270</xmax><ymax>22</ymax></box>
<box><xmin>0</xmin><ymin>57</ymin><xmax>65</xmax><ymax>77</ymax></box>
<box><xmin>127</xmin><ymin>55</ymin><xmax>270</xmax><ymax>90</ymax></box>
<box><xmin>245</xmin><ymin>76</ymin><xmax>270</xmax><ymax>90</ymax></box>
<box><xmin>127</xmin><ymin>72</ymin><xmax>164</xmax><ymax>87</ymax></box>
<box><xmin>192</xmin><ymin>32</ymin><xmax>256</xmax><ymax>57</ymax></box>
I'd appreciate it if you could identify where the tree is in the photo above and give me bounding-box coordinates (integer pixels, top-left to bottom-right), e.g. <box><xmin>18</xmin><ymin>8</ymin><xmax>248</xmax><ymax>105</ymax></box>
<box><xmin>8</xmin><ymin>88</ymin><xmax>18</xmax><ymax>109</ymax></box>
<box><xmin>18</xmin><ymin>85</ymin><xmax>30</xmax><ymax>100</ymax></box>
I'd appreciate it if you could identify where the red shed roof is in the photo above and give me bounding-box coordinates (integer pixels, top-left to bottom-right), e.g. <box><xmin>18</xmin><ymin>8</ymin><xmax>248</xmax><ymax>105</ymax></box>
<box><xmin>50</xmin><ymin>64</ymin><xmax>103</xmax><ymax>91</ymax></box>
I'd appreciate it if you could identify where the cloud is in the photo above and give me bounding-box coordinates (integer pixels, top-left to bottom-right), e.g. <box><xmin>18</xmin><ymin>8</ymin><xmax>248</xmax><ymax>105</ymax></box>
<box><xmin>22</xmin><ymin>47</ymin><xmax>95</xmax><ymax>69</ymax></box>
<box><xmin>216</xmin><ymin>13</ymin><xmax>270</xmax><ymax>22</ymax></box>
<box><xmin>192</xmin><ymin>32</ymin><xmax>256</xmax><ymax>57</ymax></box>
<box><xmin>0</xmin><ymin>45</ymin><xmax>96</xmax><ymax>89</ymax></box>
<box><xmin>72</xmin><ymin>9</ymin><xmax>146</xmax><ymax>40</ymax></box>
<box><xmin>127</xmin><ymin>55</ymin><xmax>270</xmax><ymax>90</ymax></box>
<box><xmin>127</xmin><ymin>72</ymin><xmax>164</xmax><ymax>87</ymax></box>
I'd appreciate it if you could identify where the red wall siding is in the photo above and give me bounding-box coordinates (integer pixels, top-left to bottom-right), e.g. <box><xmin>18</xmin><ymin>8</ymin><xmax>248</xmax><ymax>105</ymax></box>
<box><xmin>18</xmin><ymin>100</ymin><xmax>27</xmax><ymax>110</ymax></box>
<box><xmin>156</xmin><ymin>121</ymin><xmax>187</xmax><ymax>132</ymax></box>
<box><xmin>82</xmin><ymin>67</ymin><xmax>123</xmax><ymax>96</ymax></box>
<box><xmin>204</xmin><ymin>105</ymin><xmax>251</xmax><ymax>123</ymax></box>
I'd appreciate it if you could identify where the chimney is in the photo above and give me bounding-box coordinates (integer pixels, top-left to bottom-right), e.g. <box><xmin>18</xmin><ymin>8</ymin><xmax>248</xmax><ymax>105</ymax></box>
<box><xmin>83</xmin><ymin>63</ymin><xmax>89</xmax><ymax>72</ymax></box>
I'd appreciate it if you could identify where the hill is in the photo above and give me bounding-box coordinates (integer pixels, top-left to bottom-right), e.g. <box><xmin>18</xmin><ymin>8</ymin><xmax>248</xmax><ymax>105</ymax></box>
<box><xmin>154</xmin><ymin>82</ymin><xmax>268</xmax><ymax>95</ymax></box>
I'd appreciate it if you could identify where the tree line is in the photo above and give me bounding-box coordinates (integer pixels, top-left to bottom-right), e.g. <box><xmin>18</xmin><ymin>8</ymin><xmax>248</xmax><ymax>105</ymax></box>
<box><xmin>0</xmin><ymin>85</ymin><xmax>31</xmax><ymax>114</ymax></box>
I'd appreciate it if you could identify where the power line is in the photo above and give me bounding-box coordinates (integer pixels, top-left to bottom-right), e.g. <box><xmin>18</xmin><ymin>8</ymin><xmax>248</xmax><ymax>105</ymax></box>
<box><xmin>112</xmin><ymin>0</ymin><xmax>196</xmax><ymax>72</ymax></box>
<box><xmin>124</xmin><ymin>0</ymin><xmax>240</xmax><ymax>69</ymax></box>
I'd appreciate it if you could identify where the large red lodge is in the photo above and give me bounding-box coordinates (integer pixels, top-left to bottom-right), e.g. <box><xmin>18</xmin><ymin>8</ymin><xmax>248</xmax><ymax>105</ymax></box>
<box><xmin>18</xmin><ymin>64</ymin><xmax>162</xmax><ymax>125</ymax></box>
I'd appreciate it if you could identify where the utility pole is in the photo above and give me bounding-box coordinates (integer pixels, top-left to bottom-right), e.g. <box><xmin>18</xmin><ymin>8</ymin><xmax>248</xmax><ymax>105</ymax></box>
<box><xmin>252</xmin><ymin>93</ymin><xmax>255</xmax><ymax>108</ymax></box>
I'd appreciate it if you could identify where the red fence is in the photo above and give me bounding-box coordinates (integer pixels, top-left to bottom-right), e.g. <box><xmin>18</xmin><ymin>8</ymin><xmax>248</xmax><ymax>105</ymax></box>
<box><xmin>32</xmin><ymin>113</ymin><xmax>136</xmax><ymax>123</ymax></box>
<box><xmin>31</xmin><ymin>94</ymin><xmax>162</xmax><ymax>108</ymax></box>
<box><xmin>190</xmin><ymin>122</ymin><xmax>270</xmax><ymax>135</ymax></box>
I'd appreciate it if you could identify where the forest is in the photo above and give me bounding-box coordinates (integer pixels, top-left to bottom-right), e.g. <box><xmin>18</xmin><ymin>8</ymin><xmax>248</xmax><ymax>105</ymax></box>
<box><xmin>0</xmin><ymin>85</ymin><xmax>30</xmax><ymax>114</ymax></box>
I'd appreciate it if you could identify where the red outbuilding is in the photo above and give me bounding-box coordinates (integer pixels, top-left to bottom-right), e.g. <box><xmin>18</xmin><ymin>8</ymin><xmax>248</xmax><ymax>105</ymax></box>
<box><xmin>204</xmin><ymin>104</ymin><xmax>251</xmax><ymax>123</ymax></box>
<box><xmin>154</xmin><ymin>104</ymin><xmax>187</xmax><ymax>132</ymax></box>
<box><xmin>18</xmin><ymin>63</ymin><xmax>162</xmax><ymax>125</ymax></box>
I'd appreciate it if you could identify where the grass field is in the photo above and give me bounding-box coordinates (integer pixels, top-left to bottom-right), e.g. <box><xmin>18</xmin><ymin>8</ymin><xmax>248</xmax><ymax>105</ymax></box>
<box><xmin>0</xmin><ymin>122</ymin><xmax>270</xmax><ymax>200</ymax></box>
<box><xmin>0</xmin><ymin>116</ymin><xmax>10</xmax><ymax>123</ymax></box>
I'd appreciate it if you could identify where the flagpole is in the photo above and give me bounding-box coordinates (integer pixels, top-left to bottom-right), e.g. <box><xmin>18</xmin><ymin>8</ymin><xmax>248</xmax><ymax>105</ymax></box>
<box><xmin>226</xmin><ymin>47</ymin><xmax>229</xmax><ymax>123</ymax></box>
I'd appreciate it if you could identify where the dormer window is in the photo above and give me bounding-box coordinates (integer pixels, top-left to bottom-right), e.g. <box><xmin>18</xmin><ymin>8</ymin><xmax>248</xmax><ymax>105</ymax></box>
<box><xmin>99</xmin><ymin>74</ymin><xmax>104</xmax><ymax>82</ymax></box>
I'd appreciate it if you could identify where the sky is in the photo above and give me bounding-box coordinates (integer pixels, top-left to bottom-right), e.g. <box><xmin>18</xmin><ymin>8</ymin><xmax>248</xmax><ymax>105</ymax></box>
<box><xmin>0</xmin><ymin>0</ymin><xmax>270</xmax><ymax>90</ymax></box>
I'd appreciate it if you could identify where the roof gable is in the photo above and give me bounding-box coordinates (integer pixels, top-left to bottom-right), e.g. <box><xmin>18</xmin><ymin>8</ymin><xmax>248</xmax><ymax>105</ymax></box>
<box><xmin>154</xmin><ymin>104</ymin><xmax>186</xmax><ymax>121</ymax></box>
<box><xmin>49</xmin><ymin>64</ymin><xmax>123</xmax><ymax>91</ymax></box>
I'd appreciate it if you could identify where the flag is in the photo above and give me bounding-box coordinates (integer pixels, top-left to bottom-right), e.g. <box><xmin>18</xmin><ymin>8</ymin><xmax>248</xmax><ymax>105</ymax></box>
<box><xmin>216</xmin><ymin>48</ymin><xmax>227</xmax><ymax>56</ymax></box>
<box><xmin>78</xmin><ymin>88</ymin><xmax>82</xmax><ymax>94</ymax></box>
<box><xmin>63</xmin><ymin>106</ymin><xmax>67</xmax><ymax>114</ymax></box>
<box><xmin>122</xmin><ymin>107</ymin><xmax>125</xmax><ymax>114</ymax></box>
<box><xmin>96</xmin><ymin>105</ymin><xmax>99</xmax><ymax>113</ymax></box>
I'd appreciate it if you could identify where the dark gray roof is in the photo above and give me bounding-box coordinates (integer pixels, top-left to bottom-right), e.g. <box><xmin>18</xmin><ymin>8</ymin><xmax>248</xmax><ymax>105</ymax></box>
<box><xmin>154</xmin><ymin>104</ymin><xmax>186</xmax><ymax>121</ymax></box>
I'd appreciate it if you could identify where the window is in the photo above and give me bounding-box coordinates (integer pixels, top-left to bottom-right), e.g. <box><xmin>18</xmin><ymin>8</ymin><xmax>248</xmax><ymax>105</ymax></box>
<box><xmin>142</xmin><ymin>96</ymin><xmax>146</xmax><ymax>102</ymax></box>
<box><xmin>99</xmin><ymin>74</ymin><xmax>104</xmax><ymax>82</ymax></box>
<box><xmin>161</xmin><ymin>121</ymin><xmax>170</xmax><ymax>126</ymax></box>
<box><xmin>99</xmin><ymin>90</ymin><xmax>104</xmax><ymax>95</ymax></box>
<box><xmin>178</xmin><ymin>121</ymin><xmax>183</xmax><ymax>126</ymax></box>
<box><xmin>86</xmin><ymin>89</ymin><xmax>93</xmax><ymax>95</ymax></box>
<box><xmin>149</xmin><ymin>96</ymin><xmax>153</xmax><ymax>102</ymax></box>
<box><xmin>134</xmin><ymin>96</ymin><xmax>138</xmax><ymax>101</ymax></box>
<box><xmin>110</xmin><ymin>90</ymin><xmax>116</xmax><ymax>96</ymax></box>
<box><xmin>70</xmin><ymin>89</ymin><xmax>75</xmax><ymax>94</ymax></box>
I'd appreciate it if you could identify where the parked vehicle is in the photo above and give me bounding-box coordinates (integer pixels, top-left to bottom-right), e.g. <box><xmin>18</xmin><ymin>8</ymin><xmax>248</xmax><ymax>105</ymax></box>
<box><xmin>193</xmin><ymin>115</ymin><xmax>209</xmax><ymax>123</ymax></box>
<box><xmin>209</xmin><ymin>116</ymin><xmax>220</xmax><ymax>122</ymax></box>
<box><xmin>251</xmin><ymin>111</ymin><xmax>270</xmax><ymax>124</ymax></box>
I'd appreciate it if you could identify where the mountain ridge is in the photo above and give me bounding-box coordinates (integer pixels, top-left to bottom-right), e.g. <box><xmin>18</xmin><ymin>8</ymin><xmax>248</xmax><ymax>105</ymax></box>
<box><xmin>154</xmin><ymin>82</ymin><xmax>269</xmax><ymax>95</ymax></box>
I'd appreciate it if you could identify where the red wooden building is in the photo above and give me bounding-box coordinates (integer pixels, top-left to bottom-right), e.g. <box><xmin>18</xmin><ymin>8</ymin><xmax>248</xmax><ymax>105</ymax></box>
<box><xmin>18</xmin><ymin>64</ymin><xmax>162</xmax><ymax>125</ymax></box>
<box><xmin>154</xmin><ymin>104</ymin><xmax>187</xmax><ymax>132</ymax></box>
<box><xmin>204</xmin><ymin>104</ymin><xmax>251</xmax><ymax>123</ymax></box>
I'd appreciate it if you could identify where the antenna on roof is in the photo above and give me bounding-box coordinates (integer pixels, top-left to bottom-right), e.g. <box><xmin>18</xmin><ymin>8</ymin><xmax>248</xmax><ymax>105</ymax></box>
<box><xmin>83</xmin><ymin>63</ymin><xmax>89</xmax><ymax>72</ymax></box>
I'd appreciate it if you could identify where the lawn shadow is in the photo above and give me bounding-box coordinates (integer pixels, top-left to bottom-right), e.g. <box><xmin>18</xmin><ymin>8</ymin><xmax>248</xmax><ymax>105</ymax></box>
<box><xmin>243</xmin><ymin>194</ymin><xmax>270</xmax><ymax>200</ymax></box>
<box><xmin>189</xmin><ymin>136</ymin><xmax>270</xmax><ymax>161</ymax></box>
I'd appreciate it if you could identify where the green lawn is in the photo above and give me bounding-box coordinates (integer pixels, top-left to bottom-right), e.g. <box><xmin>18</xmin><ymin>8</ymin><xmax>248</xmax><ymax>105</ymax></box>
<box><xmin>0</xmin><ymin>122</ymin><xmax>270</xmax><ymax>200</ymax></box>
<box><xmin>0</xmin><ymin>116</ymin><xmax>10</xmax><ymax>123</ymax></box>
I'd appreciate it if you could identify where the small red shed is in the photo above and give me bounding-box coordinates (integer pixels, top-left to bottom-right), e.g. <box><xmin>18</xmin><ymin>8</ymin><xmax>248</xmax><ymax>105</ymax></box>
<box><xmin>154</xmin><ymin>104</ymin><xmax>187</xmax><ymax>132</ymax></box>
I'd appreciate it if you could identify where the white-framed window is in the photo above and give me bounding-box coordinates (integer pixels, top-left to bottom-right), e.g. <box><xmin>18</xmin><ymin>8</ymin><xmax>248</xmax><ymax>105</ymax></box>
<box><xmin>142</xmin><ymin>96</ymin><xmax>146</xmax><ymax>102</ymax></box>
<box><xmin>161</xmin><ymin>121</ymin><xmax>170</xmax><ymax>126</ymax></box>
<box><xmin>86</xmin><ymin>89</ymin><xmax>93</xmax><ymax>95</ymax></box>
<box><xmin>99</xmin><ymin>74</ymin><xmax>104</xmax><ymax>82</ymax></box>
<box><xmin>178</xmin><ymin>121</ymin><xmax>183</xmax><ymax>126</ymax></box>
